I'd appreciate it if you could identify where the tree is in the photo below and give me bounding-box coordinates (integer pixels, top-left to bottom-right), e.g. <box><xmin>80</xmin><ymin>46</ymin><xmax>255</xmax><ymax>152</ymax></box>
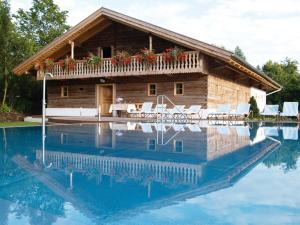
<box><xmin>14</xmin><ymin>0</ymin><xmax>70</xmax><ymax>51</ymax></box>
<box><xmin>249</xmin><ymin>96</ymin><xmax>259</xmax><ymax>118</ymax></box>
<box><xmin>234</xmin><ymin>46</ymin><xmax>246</xmax><ymax>61</ymax></box>
<box><xmin>0</xmin><ymin>0</ymin><xmax>14</xmax><ymax>106</ymax></box>
<box><xmin>262</xmin><ymin>58</ymin><xmax>300</xmax><ymax>106</ymax></box>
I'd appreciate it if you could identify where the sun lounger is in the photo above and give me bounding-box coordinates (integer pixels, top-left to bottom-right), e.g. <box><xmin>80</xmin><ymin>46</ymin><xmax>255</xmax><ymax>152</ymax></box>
<box><xmin>208</xmin><ymin>104</ymin><xmax>231</xmax><ymax>120</ymax></box>
<box><xmin>229</xmin><ymin>103</ymin><xmax>250</xmax><ymax>120</ymax></box>
<box><xmin>281</xmin><ymin>126</ymin><xmax>298</xmax><ymax>140</ymax></box>
<box><xmin>129</xmin><ymin>102</ymin><xmax>153</xmax><ymax>117</ymax></box>
<box><xmin>187</xmin><ymin>124</ymin><xmax>201</xmax><ymax>132</ymax></box>
<box><xmin>260</xmin><ymin>105</ymin><xmax>279</xmax><ymax>118</ymax></box>
<box><xmin>172</xmin><ymin>123</ymin><xmax>185</xmax><ymax>132</ymax></box>
<box><xmin>279</xmin><ymin>102</ymin><xmax>299</xmax><ymax>119</ymax></box>
<box><xmin>263</xmin><ymin>127</ymin><xmax>279</xmax><ymax>137</ymax></box>
<box><xmin>166</xmin><ymin>105</ymin><xmax>186</xmax><ymax>119</ymax></box>
<box><xmin>140</xmin><ymin>123</ymin><xmax>153</xmax><ymax>133</ymax></box>
<box><xmin>184</xmin><ymin>105</ymin><xmax>202</xmax><ymax>119</ymax></box>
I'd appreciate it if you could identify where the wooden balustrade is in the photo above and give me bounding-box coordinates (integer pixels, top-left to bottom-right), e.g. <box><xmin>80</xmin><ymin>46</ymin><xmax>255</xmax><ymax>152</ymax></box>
<box><xmin>36</xmin><ymin>150</ymin><xmax>203</xmax><ymax>185</ymax></box>
<box><xmin>37</xmin><ymin>51</ymin><xmax>203</xmax><ymax>80</ymax></box>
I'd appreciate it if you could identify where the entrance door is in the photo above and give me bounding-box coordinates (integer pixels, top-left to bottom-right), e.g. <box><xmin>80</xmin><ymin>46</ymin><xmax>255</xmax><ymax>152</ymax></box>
<box><xmin>98</xmin><ymin>85</ymin><xmax>113</xmax><ymax>115</ymax></box>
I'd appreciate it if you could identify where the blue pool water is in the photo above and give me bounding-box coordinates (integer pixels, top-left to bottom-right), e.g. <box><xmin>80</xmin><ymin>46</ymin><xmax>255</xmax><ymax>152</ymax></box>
<box><xmin>0</xmin><ymin>122</ymin><xmax>300</xmax><ymax>225</ymax></box>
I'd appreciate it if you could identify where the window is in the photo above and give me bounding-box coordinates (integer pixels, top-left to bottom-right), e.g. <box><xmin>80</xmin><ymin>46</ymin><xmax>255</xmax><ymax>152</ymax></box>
<box><xmin>147</xmin><ymin>139</ymin><xmax>156</xmax><ymax>151</ymax></box>
<box><xmin>61</xmin><ymin>86</ymin><xmax>68</xmax><ymax>97</ymax></box>
<box><xmin>174</xmin><ymin>140</ymin><xmax>183</xmax><ymax>152</ymax></box>
<box><xmin>174</xmin><ymin>82</ymin><xmax>184</xmax><ymax>95</ymax></box>
<box><xmin>148</xmin><ymin>83</ymin><xmax>157</xmax><ymax>96</ymax></box>
<box><xmin>102</xmin><ymin>46</ymin><xmax>112</xmax><ymax>58</ymax></box>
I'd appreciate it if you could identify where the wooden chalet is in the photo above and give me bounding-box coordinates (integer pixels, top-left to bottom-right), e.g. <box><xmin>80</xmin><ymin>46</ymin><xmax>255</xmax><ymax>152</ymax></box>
<box><xmin>13</xmin><ymin>7</ymin><xmax>281</xmax><ymax>116</ymax></box>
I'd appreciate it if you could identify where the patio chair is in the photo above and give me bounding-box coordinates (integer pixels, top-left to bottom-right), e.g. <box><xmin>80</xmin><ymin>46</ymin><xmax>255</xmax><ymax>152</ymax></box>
<box><xmin>129</xmin><ymin>102</ymin><xmax>153</xmax><ymax>117</ymax></box>
<box><xmin>279</xmin><ymin>102</ymin><xmax>299</xmax><ymax>119</ymax></box>
<box><xmin>235</xmin><ymin>125</ymin><xmax>250</xmax><ymax>137</ymax></box>
<box><xmin>184</xmin><ymin>105</ymin><xmax>202</xmax><ymax>119</ymax></box>
<box><xmin>281</xmin><ymin>126</ymin><xmax>298</xmax><ymax>140</ymax></box>
<box><xmin>166</xmin><ymin>105</ymin><xmax>185</xmax><ymax>119</ymax></box>
<box><xmin>140</xmin><ymin>123</ymin><xmax>153</xmax><ymax>133</ymax></box>
<box><xmin>208</xmin><ymin>104</ymin><xmax>231</xmax><ymax>120</ymax></box>
<box><xmin>154</xmin><ymin>123</ymin><xmax>167</xmax><ymax>132</ymax></box>
<box><xmin>263</xmin><ymin>126</ymin><xmax>279</xmax><ymax>137</ymax></box>
<box><xmin>229</xmin><ymin>103</ymin><xmax>251</xmax><ymax>120</ymax></box>
<box><xmin>260</xmin><ymin>105</ymin><xmax>279</xmax><ymax>118</ymax></box>
<box><xmin>187</xmin><ymin>124</ymin><xmax>202</xmax><ymax>132</ymax></box>
<box><xmin>172</xmin><ymin>123</ymin><xmax>185</xmax><ymax>132</ymax></box>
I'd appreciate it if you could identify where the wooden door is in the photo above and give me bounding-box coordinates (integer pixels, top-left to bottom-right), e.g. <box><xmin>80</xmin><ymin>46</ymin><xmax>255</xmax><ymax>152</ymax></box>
<box><xmin>99</xmin><ymin>85</ymin><xmax>113</xmax><ymax>115</ymax></box>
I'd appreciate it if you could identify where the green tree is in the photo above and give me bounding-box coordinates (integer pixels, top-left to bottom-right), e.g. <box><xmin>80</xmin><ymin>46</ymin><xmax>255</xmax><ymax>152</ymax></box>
<box><xmin>14</xmin><ymin>0</ymin><xmax>70</xmax><ymax>50</ymax></box>
<box><xmin>249</xmin><ymin>96</ymin><xmax>259</xmax><ymax>118</ymax></box>
<box><xmin>234</xmin><ymin>46</ymin><xmax>246</xmax><ymax>61</ymax></box>
<box><xmin>262</xmin><ymin>58</ymin><xmax>300</xmax><ymax>106</ymax></box>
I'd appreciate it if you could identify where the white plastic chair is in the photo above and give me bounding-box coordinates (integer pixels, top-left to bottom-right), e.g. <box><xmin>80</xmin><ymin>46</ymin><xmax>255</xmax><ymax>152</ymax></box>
<box><xmin>280</xmin><ymin>102</ymin><xmax>299</xmax><ymax>118</ymax></box>
<box><xmin>130</xmin><ymin>102</ymin><xmax>153</xmax><ymax>117</ymax></box>
<box><xmin>229</xmin><ymin>103</ymin><xmax>250</xmax><ymax>120</ymax></box>
<box><xmin>235</xmin><ymin>126</ymin><xmax>250</xmax><ymax>137</ymax></box>
<box><xmin>263</xmin><ymin>127</ymin><xmax>279</xmax><ymax>137</ymax></box>
<box><xmin>208</xmin><ymin>104</ymin><xmax>231</xmax><ymax>119</ymax></box>
<box><xmin>260</xmin><ymin>105</ymin><xmax>279</xmax><ymax>117</ymax></box>
<box><xmin>184</xmin><ymin>105</ymin><xmax>202</xmax><ymax>119</ymax></box>
<box><xmin>167</xmin><ymin>105</ymin><xmax>185</xmax><ymax>118</ymax></box>
<box><xmin>172</xmin><ymin>124</ymin><xmax>185</xmax><ymax>132</ymax></box>
<box><xmin>281</xmin><ymin>126</ymin><xmax>298</xmax><ymax>140</ymax></box>
<box><xmin>140</xmin><ymin>123</ymin><xmax>153</xmax><ymax>133</ymax></box>
<box><xmin>187</xmin><ymin>124</ymin><xmax>202</xmax><ymax>132</ymax></box>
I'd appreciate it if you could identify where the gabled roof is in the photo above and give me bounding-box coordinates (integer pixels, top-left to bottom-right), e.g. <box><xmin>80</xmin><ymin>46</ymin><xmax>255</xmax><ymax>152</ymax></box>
<box><xmin>13</xmin><ymin>7</ymin><xmax>281</xmax><ymax>90</ymax></box>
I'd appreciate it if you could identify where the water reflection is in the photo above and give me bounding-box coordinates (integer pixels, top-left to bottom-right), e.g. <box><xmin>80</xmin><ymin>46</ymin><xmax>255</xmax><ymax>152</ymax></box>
<box><xmin>0</xmin><ymin>122</ymin><xmax>299</xmax><ymax>224</ymax></box>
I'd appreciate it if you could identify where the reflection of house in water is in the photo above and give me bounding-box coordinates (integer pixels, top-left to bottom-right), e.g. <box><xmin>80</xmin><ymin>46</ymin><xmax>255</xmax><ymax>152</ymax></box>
<box><xmin>10</xmin><ymin>123</ymin><xmax>279</xmax><ymax>223</ymax></box>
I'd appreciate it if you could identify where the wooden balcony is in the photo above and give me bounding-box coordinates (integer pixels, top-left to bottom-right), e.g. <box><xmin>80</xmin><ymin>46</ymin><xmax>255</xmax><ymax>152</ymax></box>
<box><xmin>37</xmin><ymin>51</ymin><xmax>203</xmax><ymax>80</ymax></box>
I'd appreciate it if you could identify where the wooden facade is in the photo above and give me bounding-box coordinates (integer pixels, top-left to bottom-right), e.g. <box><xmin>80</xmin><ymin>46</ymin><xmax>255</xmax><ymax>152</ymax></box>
<box><xmin>14</xmin><ymin>8</ymin><xmax>281</xmax><ymax>114</ymax></box>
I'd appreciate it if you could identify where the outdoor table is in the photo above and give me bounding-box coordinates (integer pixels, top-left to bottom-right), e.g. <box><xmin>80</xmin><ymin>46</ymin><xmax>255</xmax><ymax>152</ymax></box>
<box><xmin>109</xmin><ymin>104</ymin><xmax>136</xmax><ymax>117</ymax></box>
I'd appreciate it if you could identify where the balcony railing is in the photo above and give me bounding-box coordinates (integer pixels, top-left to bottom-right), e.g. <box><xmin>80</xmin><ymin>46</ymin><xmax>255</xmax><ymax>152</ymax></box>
<box><xmin>37</xmin><ymin>51</ymin><xmax>203</xmax><ymax>80</ymax></box>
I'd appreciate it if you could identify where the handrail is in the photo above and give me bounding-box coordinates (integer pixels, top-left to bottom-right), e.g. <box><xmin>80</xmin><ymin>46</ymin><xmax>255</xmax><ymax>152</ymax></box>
<box><xmin>156</xmin><ymin>95</ymin><xmax>188</xmax><ymax>121</ymax></box>
<box><xmin>37</xmin><ymin>51</ymin><xmax>202</xmax><ymax>80</ymax></box>
<box><xmin>156</xmin><ymin>95</ymin><xmax>188</xmax><ymax>145</ymax></box>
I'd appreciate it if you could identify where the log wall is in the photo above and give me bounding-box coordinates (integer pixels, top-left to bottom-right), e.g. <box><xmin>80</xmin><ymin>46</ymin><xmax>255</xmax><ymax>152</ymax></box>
<box><xmin>207</xmin><ymin>73</ymin><xmax>251</xmax><ymax>109</ymax></box>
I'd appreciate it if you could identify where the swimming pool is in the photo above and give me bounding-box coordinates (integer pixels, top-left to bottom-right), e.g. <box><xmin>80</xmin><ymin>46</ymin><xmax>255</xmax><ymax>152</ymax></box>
<box><xmin>0</xmin><ymin>122</ymin><xmax>299</xmax><ymax>225</ymax></box>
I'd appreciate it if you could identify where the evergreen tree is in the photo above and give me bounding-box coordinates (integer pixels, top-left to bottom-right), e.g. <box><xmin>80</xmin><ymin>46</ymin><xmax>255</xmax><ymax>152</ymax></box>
<box><xmin>234</xmin><ymin>46</ymin><xmax>246</xmax><ymax>61</ymax></box>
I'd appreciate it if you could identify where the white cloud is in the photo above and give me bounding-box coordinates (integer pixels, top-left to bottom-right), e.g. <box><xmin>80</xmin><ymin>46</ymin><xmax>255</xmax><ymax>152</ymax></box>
<box><xmin>9</xmin><ymin>0</ymin><xmax>300</xmax><ymax>67</ymax></box>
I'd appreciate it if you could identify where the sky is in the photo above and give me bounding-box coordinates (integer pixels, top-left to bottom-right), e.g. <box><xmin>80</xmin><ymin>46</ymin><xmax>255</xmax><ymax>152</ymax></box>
<box><xmin>9</xmin><ymin>0</ymin><xmax>300</xmax><ymax>67</ymax></box>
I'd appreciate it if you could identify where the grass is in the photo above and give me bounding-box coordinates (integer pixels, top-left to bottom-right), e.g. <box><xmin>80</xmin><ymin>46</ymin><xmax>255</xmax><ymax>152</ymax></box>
<box><xmin>0</xmin><ymin>121</ymin><xmax>41</xmax><ymax>128</ymax></box>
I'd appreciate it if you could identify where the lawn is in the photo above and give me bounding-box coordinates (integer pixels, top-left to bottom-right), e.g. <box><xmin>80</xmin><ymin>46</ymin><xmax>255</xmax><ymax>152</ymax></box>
<box><xmin>0</xmin><ymin>121</ymin><xmax>41</xmax><ymax>127</ymax></box>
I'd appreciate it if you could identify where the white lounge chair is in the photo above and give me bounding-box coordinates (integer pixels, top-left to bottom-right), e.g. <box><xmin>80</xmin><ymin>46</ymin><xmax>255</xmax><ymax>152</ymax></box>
<box><xmin>140</xmin><ymin>123</ymin><xmax>153</xmax><ymax>133</ymax></box>
<box><xmin>144</xmin><ymin>104</ymin><xmax>167</xmax><ymax>118</ymax></box>
<box><xmin>172</xmin><ymin>123</ymin><xmax>185</xmax><ymax>132</ymax></box>
<box><xmin>281</xmin><ymin>126</ymin><xmax>298</xmax><ymax>140</ymax></box>
<box><xmin>154</xmin><ymin>123</ymin><xmax>167</xmax><ymax>132</ymax></box>
<box><xmin>130</xmin><ymin>102</ymin><xmax>153</xmax><ymax>117</ymax></box>
<box><xmin>166</xmin><ymin>105</ymin><xmax>185</xmax><ymax>119</ymax></box>
<box><xmin>229</xmin><ymin>103</ymin><xmax>251</xmax><ymax>120</ymax></box>
<box><xmin>235</xmin><ymin>126</ymin><xmax>250</xmax><ymax>137</ymax></box>
<box><xmin>184</xmin><ymin>105</ymin><xmax>202</xmax><ymax>119</ymax></box>
<box><xmin>279</xmin><ymin>102</ymin><xmax>299</xmax><ymax>119</ymax></box>
<box><xmin>187</xmin><ymin>124</ymin><xmax>201</xmax><ymax>132</ymax></box>
<box><xmin>208</xmin><ymin>104</ymin><xmax>231</xmax><ymax>120</ymax></box>
<box><xmin>260</xmin><ymin>105</ymin><xmax>279</xmax><ymax>118</ymax></box>
<box><xmin>263</xmin><ymin>127</ymin><xmax>279</xmax><ymax>137</ymax></box>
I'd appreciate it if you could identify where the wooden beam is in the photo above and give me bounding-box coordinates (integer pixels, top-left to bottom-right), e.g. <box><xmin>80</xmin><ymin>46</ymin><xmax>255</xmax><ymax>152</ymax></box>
<box><xmin>149</xmin><ymin>35</ymin><xmax>153</xmax><ymax>51</ymax></box>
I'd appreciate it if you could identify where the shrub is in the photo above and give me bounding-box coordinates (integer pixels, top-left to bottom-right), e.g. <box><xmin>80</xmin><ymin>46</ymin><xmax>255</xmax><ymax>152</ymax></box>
<box><xmin>0</xmin><ymin>104</ymin><xmax>11</xmax><ymax>113</ymax></box>
<box><xmin>249</xmin><ymin>96</ymin><xmax>259</xmax><ymax>118</ymax></box>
